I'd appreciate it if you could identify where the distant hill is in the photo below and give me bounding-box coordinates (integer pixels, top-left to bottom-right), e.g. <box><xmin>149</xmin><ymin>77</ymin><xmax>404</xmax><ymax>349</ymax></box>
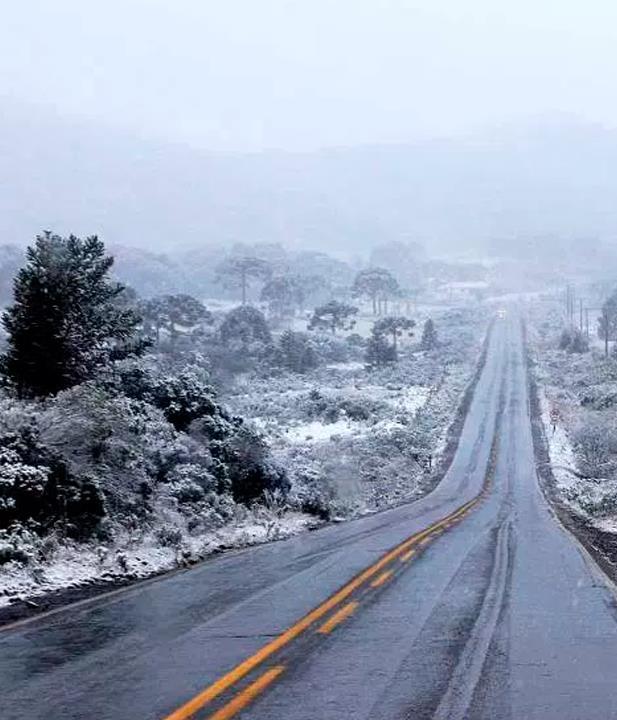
<box><xmin>2</xmin><ymin>99</ymin><xmax>617</xmax><ymax>256</ymax></box>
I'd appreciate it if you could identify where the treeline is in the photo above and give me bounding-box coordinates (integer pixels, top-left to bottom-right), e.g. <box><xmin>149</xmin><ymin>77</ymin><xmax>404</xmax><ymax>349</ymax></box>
<box><xmin>0</xmin><ymin>233</ymin><xmax>289</xmax><ymax>558</ymax></box>
<box><xmin>0</xmin><ymin>232</ymin><xmax>443</xmax><ymax>562</ymax></box>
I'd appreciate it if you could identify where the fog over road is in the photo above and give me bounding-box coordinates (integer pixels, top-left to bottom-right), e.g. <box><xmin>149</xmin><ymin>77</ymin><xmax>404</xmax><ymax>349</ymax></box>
<box><xmin>3</xmin><ymin>311</ymin><xmax>617</xmax><ymax>719</ymax></box>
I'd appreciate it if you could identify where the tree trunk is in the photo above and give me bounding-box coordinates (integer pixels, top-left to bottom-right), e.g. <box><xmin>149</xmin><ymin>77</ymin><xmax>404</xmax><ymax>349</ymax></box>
<box><xmin>372</xmin><ymin>295</ymin><xmax>377</xmax><ymax>315</ymax></box>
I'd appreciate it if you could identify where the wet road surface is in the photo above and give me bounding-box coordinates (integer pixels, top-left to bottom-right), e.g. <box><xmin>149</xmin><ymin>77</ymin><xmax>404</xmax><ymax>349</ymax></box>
<box><xmin>3</xmin><ymin>311</ymin><xmax>617</xmax><ymax>719</ymax></box>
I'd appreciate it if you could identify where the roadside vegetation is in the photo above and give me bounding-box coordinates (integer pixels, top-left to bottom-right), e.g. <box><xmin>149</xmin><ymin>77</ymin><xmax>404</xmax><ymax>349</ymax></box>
<box><xmin>0</xmin><ymin>233</ymin><xmax>487</xmax><ymax>608</ymax></box>
<box><xmin>529</xmin><ymin>297</ymin><xmax>617</xmax><ymax>530</ymax></box>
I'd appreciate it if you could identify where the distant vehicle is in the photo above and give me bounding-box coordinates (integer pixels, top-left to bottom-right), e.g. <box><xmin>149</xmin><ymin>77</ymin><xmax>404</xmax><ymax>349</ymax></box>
<box><xmin>497</xmin><ymin>308</ymin><xmax>507</xmax><ymax>319</ymax></box>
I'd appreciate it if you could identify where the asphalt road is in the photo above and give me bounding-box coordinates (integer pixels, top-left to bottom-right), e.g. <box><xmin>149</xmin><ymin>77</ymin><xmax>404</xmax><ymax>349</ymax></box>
<box><xmin>3</xmin><ymin>310</ymin><xmax>617</xmax><ymax>720</ymax></box>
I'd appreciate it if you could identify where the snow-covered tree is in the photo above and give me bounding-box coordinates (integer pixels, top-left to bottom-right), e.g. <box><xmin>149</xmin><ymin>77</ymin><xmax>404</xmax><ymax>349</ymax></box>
<box><xmin>421</xmin><ymin>318</ymin><xmax>437</xmax><ymax>349</ymax></box>
<box><xmin>364</xmin><ymin>331</ymin><xmax>396</xmax><ymax>367</ymax></box>
<box><xmin>372</xmin><ymin>316</ymin><xmax>415</xmax><ymax>351</ymax></box>
<box><xmin>215</xmin><ymin>255</ymin><xmax>272</xmax><ymax>304</ymax></box>
<box><xmin>308</xmin><ymin>301</ymin><xmax>358</xmax><ymax>335</ymax></box>
<box><xmin>351</xmin><ymin>268</ymin><xmax>400</xmax><ymax>315</ymax></box>
<box><xmin>260</xmin><ymin>276</ymin><xmax>301</xmax><ymax>321</ymax></box>
<box><xmin>1</xmin><ymin>232</ymin><xmax>141</xmax><ymax>397</ymax></box>
<box><xmin>559</xmin><ymin>327</ymin><xmax>589</xmax><ymax>354</ymax></box>
<box><xmin>220</xmin><ymin>305</ymin><xmax>272</xmax><ymax>348</ymax></box>
<box><xmin>141</xmin><ymin>294</ymin><xmax>212</xmax><ymax>343</ymax></box>
<box><xmin>275</xmin><ymin>331</ymin><xmax>318</xmax><ymax>373</ymax></box>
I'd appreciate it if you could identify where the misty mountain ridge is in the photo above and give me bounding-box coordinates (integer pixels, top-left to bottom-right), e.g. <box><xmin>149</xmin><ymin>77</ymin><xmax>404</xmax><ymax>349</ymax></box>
<box><xmin>2</xmin><ymin>99</ymin><xmax>617</xmax><ymax>256</ymax></box>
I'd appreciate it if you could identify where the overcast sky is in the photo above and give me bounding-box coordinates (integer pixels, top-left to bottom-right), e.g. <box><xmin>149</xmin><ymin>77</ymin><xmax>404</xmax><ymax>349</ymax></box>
<box><xmin>2</xmin><ymin>0</ymin><xmax>617</xmax><ymax>152</ymax></box>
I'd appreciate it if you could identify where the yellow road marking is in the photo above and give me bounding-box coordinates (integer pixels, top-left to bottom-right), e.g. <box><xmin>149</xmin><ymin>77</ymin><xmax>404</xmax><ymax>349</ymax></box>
<box><xmin>370</xmin><ymin>570</ymin><xmax>393</xmax><ymax>588</ymax></box>
<box><xmin>400</xmin><ymin>549</ymin><xmax>416</xmax><ymax>563</ymax></box>
<box><xmin>207</xmin><ymin>666</ymin><xmax>285</xmax><ymax>720</ymax></box>
<box><xmin>317</xmin><ymin>601</ymin><xmax>359</xmax><ymax>634</ymax></box>
<box><xmin>162</xmin><ymin>495</ymin><xmax>481</xmax><ymax>720</ymax></box>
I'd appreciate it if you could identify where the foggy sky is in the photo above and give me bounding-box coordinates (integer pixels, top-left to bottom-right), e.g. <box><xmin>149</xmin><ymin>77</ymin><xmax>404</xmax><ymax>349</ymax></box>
<box><xmin>2</xmin><ymin>0</ymin><xmax>617</xmax><ymax>152</ymax></box>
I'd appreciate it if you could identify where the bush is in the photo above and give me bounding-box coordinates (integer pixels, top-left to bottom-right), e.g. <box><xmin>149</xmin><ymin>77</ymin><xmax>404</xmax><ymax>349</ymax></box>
<box><xmin>559</xmin><ymin>328</ymin><xmax>589</xmax><ymax>354</ymax></box>
<box><xmin>226</xmin><ymin>426</ymin><xmax>289</xmax><ymax>504</ymax></box>
<box><xmin>0</xmin><ymin>427</ymin><xmax>104</xmax><ymax>538</ymax></box>
<box><xmin>291</xmin><ymin>466</ymin><xmax>335</xmax><ymax>519</ymax></box>
<box><xmin>572</xmin><ymin>415</ymin><xmax>617</xmax><ymax>477</ymax></box>
<box><xmin>156</xmin><ymin>525</ymin><xmax>183</xmax><ymax>548</ymax></box>
<box><xmin>310</xmin><ymin>334</ymin><xmax>350</xmax><ymax>363</ymax></box>
<box><xmin>365</xmin><ymin>333</ymin><xmax>396</xmax><ymax>367</ymax></box>
<box><xmin>165</xmin><ymin>463</ymin><xmax>218</xmax><ymax>503</ymax></box>
<box><xmin>303</xmin><ymin>389</ymin><xmax>383</xmax><ymax>423</ymax></box>
<box><xmin>274</xmin><ymin>331</ymin><xmax>318</xmax><ymax>373</ymax></box>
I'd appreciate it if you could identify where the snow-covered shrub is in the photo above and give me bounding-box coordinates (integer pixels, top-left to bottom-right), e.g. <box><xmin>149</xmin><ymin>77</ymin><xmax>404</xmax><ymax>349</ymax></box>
<box><xmin>345</xmin><ymin>333</ymin><xmax>367</xmax><ymax>351</ymax></box>
<box><xmin>559</xmin><ymin>328</ymin><xmax>589</xmax><ymax>354</ymax></box>
<box><xmin>303</xmin><ymin>388</ymin><xmax>386</xmax><ymax>422</ymax></box>
<box><xmin>274</xmin><ymin>331</ymin><xmax>318</xmax><ymax>373</ymax></box>
<box><xmin>310</xmin><ymin>333</ymin><xmax>350</xmax><ymax>362</ymax></box>
<box><xmin>0</xmin><ymin>522</ymin><xmax>47</xmax><ymax>566</ymax></box>
<box><xmin>365</xmin><ymin>332</ymin><xmax>396</xmax><ymax>367</ymax></box>
<box><xmin>214</xmin><ymin>305</ymin><xmax>274</xmax><ymax>374</ymax></box>
<box><xmin>572</xmin><ymin>415</ymin><xmax>617</xmax><ymax>478</ymax></box>
<box><xmin>0</xmin><ymin>416</ymin><xmax>105</xmax><ymax>537</ymax></box>
<box><xmin>39</xmin><ymin>384</ymin><xmax>166</xmax><ymax>517</ymax></box>
<box><xmin>164</xmin><ymin>463</ymin><xmax>218</xmax><ymax>504</ymax></box>
<box><xmin>289</xmin><ymin>464</ymin><xmax>337</xmax><ymax>519</ymax></box>
<box><xmin>579</xmin><ymin>384</ymin><xmax>617</xmax><ymax>410</ymax></box>
<box><xmin>562</xmin><ymin>480</ymin><xmax>617</xmax><ymax>518</ymax></box>
<box><xmin>156</xmin><ymin>525</ymin><xmax>183</xmax><ymax>548</ymax></box>
<box><xmin>117</xmin><ymin>362</ymin><xmax>219</xmax><ymax>432</ymax></box>
<box><xmin>225</xmin><ymin>425</ymin><xmax>289</xmax><ymax>504</ymax></box>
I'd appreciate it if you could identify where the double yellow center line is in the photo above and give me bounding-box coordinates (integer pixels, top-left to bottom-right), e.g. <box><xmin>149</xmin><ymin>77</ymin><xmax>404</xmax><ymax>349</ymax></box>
<box><xmin>162</xmin><ymin>493</ymin><xmax>482</xmax><ymax>720</ymax></box>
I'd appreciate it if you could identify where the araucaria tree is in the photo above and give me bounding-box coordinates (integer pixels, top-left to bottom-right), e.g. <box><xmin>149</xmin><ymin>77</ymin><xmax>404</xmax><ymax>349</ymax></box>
<box><xmin>352</xmin><ymin>267</ymin><xmax>400</xmax><ymax>315</ymax></box>
<box><xmin>216</xmin><ymin>255</ymin><xmax>272</xmax><ymax>304</ymax></box>
<box><xmin>365</xmin><ymin>316</ymin><xmax>414</xmax><ymax>367</ymax></box>
<box><xmin>308</xmin><ymin>300</ymin><xmax>358</xmax><ymax>335</ymax></box>
<box><xmin>1</xmin><ymin>232</ymin><xmax>140</xmax><ymax>397</ymax></box>
<box><xmin>141</xmin><ymin>294</ymin><xmax>212</xmax><ymax>343</ymax></box>
<box><xmin>372</xmin><ymin>316</ymin><xmax>415</xmax><ymax>351</ymax></box>
<box><xmin>260</xmin><ymin>275</ymin><xmax>302</xmax><ymax>321</ymax></box>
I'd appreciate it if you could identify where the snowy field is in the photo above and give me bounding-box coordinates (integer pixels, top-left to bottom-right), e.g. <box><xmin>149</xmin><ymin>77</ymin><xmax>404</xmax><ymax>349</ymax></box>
<box><xmin>228</xmin><ymin>306</ymin><xmax>486</xmax><ymax>518</ymax></box>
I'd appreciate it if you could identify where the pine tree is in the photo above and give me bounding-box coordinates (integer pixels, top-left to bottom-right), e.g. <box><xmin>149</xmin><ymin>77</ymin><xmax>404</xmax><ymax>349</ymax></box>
<box><xmin>364</xmin><ymin>331</ymin><xmax>396</xmax><ymax>367</ymax></box>
<box><xmin>1</xmin><ymin>232</ymin><xmax>141</xmax><ymax>397</ymax></box>
<box><xmin>421</xmin><ymin>318</ymin><xmax>437</xmax><ymax>350</ymax></box>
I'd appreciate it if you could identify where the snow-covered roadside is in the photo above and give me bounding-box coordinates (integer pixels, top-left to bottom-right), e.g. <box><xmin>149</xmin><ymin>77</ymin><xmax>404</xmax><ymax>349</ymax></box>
<box><xmin>0</xmin><ymin>511</ymin><xmax>317</xmax><ymax>611</ymax></box>
<box><xmin>0</xmin><ymin>306</ymin><xmax>487</xmax><ymax>619</ymax></box>
<box><xmin>539</xmin><ymin>389</ymin><xmax>578</xmax><ymax>491</ymax></box>
<box><xmin>530</xmin><ymin>303</ymin><xmax>617</xmax><ymax>529</ymax></box>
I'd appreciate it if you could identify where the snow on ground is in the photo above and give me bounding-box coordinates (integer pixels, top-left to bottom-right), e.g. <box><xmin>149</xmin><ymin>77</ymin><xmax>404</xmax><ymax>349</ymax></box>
<box><xmin>0</xmin><ymin>511</ymin><xmax>317</xmax><ymax>609</ymax></box>
<box><xmin>531</xmin><ymin>301</ymin><xmax>617</xmax><ymax>529</ymax></box>
<box><xmin>284</xmin><ymin>419</ymin><xmax>355</xmax><ymax>443</ymax></box>
<box><xmin>539</xmin><ymin>389</ymin><xmax>579</xmax><ymax>491</ymax></box>
<box><xmin>325</xmin><ymin>361</ymin><xmax>365</xmax><ymax>371</ymax></box>
<box><xmin>0</xmin><ymin>304</ymin><xmax>486</xmax><ymax>611</ymax></box>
